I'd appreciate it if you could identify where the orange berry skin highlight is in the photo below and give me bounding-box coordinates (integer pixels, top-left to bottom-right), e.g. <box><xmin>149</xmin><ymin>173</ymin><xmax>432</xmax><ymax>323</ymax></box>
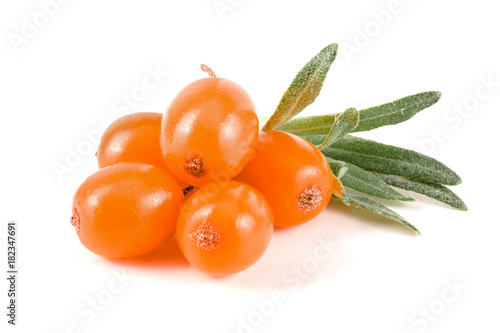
<box><xmin>234</xmin><ymin>131</ymin><xmax>334</xmax><ymax>228</ymax></box>
<box><xmin>177</xmin><ymin>181</ymin><xmax>273</xmax><ymax>276</ymax></box>
<box><xmin>71</xmin><ymin>163</ymin><xmax>184</xmax><ymax>259</ymax></box>
<box><xmin>160</xmin><ymin>77</ymin><xmax>259</xmax><ymax>187</ymax></box>
<box><xmin>97</xmin><ymin>112</ymin><xmax>165</xmax><ymax>169</ymax></box>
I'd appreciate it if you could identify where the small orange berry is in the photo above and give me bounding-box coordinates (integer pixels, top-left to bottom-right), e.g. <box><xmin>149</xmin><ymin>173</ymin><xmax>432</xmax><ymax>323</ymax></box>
<box><xmin>97</xmin><ymin>112</ymin><xmax>188</xmax><ymax>189</ymax></box>
<box><xmin>71</xmin><ymin>163</ymin><xmax>184</xmax><ymax>259</ymax></box>
<box><xmin>160</xmin><ymin>68</ymin><xmax>259</xmax><ymax>187</ymax></box>
<box><xmin>177</xmin><ymin>181</ymin><xmax>273</xmax><ymax>276</ymax></box>
<box><xmin>234</xmin><ymin>131</ymin><xmax>334</xmax><ymax>227</ymax></box>
<box><xmin>97</xmin><ymin>112</ymin><xmax>164</xmax><ymax>169</ymax></box>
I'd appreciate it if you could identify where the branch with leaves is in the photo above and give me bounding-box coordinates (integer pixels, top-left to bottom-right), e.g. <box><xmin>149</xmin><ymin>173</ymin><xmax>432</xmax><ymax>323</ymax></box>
<box><xmin>262</xmin><ymin>43</ymin><xmax>466</xmax><ymax>234</ymax></box>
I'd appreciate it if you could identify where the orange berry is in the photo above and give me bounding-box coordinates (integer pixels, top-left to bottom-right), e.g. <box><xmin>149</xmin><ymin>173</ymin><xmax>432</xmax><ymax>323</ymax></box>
<box><xmin>160</xmin><ymin>69</ymin><xmax>259</xmax><ymax>187</ymax></box>
<box><xmin>97</xmin><ymin>112</ymin><xmax>164</xmax><ymax>168</ymax></box>
<box><xmin>71</xmin><ymin>163</ymin><xmax>184</xmax><ymax>259</ymax></box>
<box><xmin>234</xmin><ymin>131</ymin><xmax>334</xmax><ymax>227</ymax></box>
<box><xmin>177</xmin><ymin>181</ymin><xmax>273</xmax><ymax>276</ymax></box>
<box><xmin>97</xmin><ymin>112</ymin><xmax>188</xmax><ymax>189</ymax></box>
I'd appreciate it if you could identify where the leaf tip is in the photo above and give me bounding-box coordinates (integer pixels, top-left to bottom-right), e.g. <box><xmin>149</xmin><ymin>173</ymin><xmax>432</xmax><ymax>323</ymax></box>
<box><xmin>325</xmin><ymin>43</ymin><xmax>338</xmax><ymax>51</ymax></box>
<box><xmin>404</xmin><ymin>221</ymin><xmax>421</xmax><ymax>235</ymax></box>
<box><xmin>448</xmin><ymin>174</ymin><xmax>463</xmax><ymax>186</ymax></box>
<box><xmin>425</xmin><ymin>91</ymin><xmax>442</xmax><ymax>103</ymax></box>
<box><xmin>455</xmin><ymin>199</ymin><xmax>468</xmax><ymax>211</ymax></box>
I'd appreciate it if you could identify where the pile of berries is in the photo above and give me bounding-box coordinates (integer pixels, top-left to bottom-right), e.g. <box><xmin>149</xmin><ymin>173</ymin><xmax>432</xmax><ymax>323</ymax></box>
<box><xmin>71</xmin><ymin>66</ymin><xmax>334</xmax><ymax>276</ymax></box>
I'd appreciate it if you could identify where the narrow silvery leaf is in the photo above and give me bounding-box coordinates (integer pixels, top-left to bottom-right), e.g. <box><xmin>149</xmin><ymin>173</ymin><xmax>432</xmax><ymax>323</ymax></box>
<box><xmin>262</xmin><ymin>43</ymin><xmax>338</xmax><ymax>130</ymax></box>
<box><xmin>343</xmin><ymin>193</ymin><xmax>420</xmax><ymax>234</ymax></box>
<box><xmin>275</xmin><ymin>91</ymin><xmax>441</xmax><ymax>135</ymax></box>
<box><xmin>316</xmin><ymin>135</ymin><xmax>462</xmax><ymax>186</ymax></box>
<box><xmin>274</xmin><ymin>114</ymin><xmax>338</xmax><ymax>136</ymax></box>
<box><xmin>374</xmin><ymin>173</ymin><xmax>468</xmax><ymax>210</ymax></box>
<box><xmin>354</xmin><ymin>91</ymin><xmax>442</xmax><ymax>132</ymax></box>
<box><xmin>316</xmin><ymin>108</ymin><xmax>359</xmax><ymax>149</ymax></box>
<box><xmin>327</xmin><ymin>158</ymin><xmax>414</xmax><ymax>201</ymax></box>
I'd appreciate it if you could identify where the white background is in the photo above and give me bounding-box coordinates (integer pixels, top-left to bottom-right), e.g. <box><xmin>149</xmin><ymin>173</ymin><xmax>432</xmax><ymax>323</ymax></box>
<box><xmin>1</xmin><ymin>1</ymin><xmax>499</xmax><ymax>332</ymax></box>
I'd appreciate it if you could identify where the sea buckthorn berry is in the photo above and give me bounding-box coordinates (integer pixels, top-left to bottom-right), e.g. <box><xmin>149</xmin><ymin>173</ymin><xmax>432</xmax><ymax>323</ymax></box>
<box><xmin>97</xmin><ymin>112</ymin><xmax>189</xmax><ymax>189</ymax></box>
<box><xmin>97</xmin><ymin>112</ymin><xmax>165</xmax><ymax>169</ymax></box>
<box><xmin>160</xmin><ymin>65</ymin><xmax>259</xmax><ymax>187</ymax></box>
<box><xmin>71</xmin><ymin>163</ymin><xmax>184</xmax><ymax>259</ymax></box>
<box><xmin>234</xmin><ymin>131</ymin><xmax>334</xmax><ymax>228</ymax></box>
<box><xmin>177</xmin><ymin>181</ymin><xmax>273</xmax><ymax>276</ymax></box>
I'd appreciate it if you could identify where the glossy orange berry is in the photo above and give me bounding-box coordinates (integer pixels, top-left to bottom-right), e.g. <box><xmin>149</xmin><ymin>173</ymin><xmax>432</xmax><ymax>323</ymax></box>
<box><xmin>97</xmin><ymin>112</ymin><xmax>165</xmax><ymax>169</ymax></box>
<box><xmin>177</xmin><ymin>181</ymin><xmax>273</xmax><ymax>276</ymax></box>
<box><xmin>97</xmin><ymin>112</ymin><xmax>188</xmax><ymax>189</ymax></box>
<box><xmin>71</xmin><ymin>163</ymin><xmax>184</xmax><ymax>259</ymax></box>
<box><xmin>160</xmin><ymin>66</ymin><xmax>259</xmax><ymax>187</ymax></box>
<box><xmin>234</xmin><ymin>131</ymin><xmax>334</xmax><ymax>228</ymax></box>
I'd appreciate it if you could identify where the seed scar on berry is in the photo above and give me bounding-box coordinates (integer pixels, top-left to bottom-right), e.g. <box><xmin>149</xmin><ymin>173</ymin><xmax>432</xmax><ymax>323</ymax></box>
<box><xmin>297</xmin><ymin>185</ymin><xmax>323</xmax><ymax>212</ymax></box>
<box><xmin>200</xmin><ymin>64</ymin><xmax>216</xmax><ymax>78</ymax></box>
<box><xmin>70</xmin><ymin>207</ymin><xmax>80</xmax><ymax>233</ymax></box>
<box><xmin>188</xmin><ymin>220</ymin><xmax>221</xmax><ymax>251</ymax></box>
<box><xmin>183</xmin><ymin>154</ymin><xmax>207</xmax><ymax>178</ymax></box>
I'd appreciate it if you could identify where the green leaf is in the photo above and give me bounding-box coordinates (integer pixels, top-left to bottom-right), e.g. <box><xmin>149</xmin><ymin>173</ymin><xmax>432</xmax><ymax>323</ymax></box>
<box><xmin>353</xmin><ymin>91</ymin><xmax>442</xmax><ymax>132</ymax></box>
<box><xmin>316</xmin><ymin>108</ymin><xmax>359</xmax><ymax>149</ymax></box>
<box><xmin>275</xmin><ymin>91</ymin><xmax>441</xmax><ymax>135</ymax></box>
<box><xmin>374</xmin><ymin>173</ymin><xmax>468</xmax><ymax>210</ymax></box>
<box><xmin>313</xmin><ymin>135</ymin><xmax>462</xmax><ymax>186</ymax></box>
<box><xmin>262</xmin><ymin>43</ymin><xmax>338</xmax><ymax>130</ymax></box>
<box><xmin>327</xmin><ymin>158</ymin><xmax>414</xmax><ymax>201</ymax></box>
<box><xmin>343</xmin><ymin>193</ymin><xmax>420</xmax><ymax>234</ymax></box>
<box><xmin>275</xmin><ymin>113</ymin><xmax>338</xmax><ymax>136</ymax></box>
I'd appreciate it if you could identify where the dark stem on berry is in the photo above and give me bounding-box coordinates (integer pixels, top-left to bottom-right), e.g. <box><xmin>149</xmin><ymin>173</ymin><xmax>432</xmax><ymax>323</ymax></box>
<box><xmin>183</xmin><ymin>185</ymin><xmax>195</xmax><ymax>196</ymax></box>
<box><xmin>200</xmin><ymin>64</ymin><xmax>216</xmax><ymax>78</ymax></box>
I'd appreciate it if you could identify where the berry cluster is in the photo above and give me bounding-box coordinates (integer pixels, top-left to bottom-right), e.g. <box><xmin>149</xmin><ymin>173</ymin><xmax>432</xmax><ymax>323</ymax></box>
<box><xmin>71</xmin><ymin>66</ymin><xmax>334</xmax><ymax>276</ymax></box>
